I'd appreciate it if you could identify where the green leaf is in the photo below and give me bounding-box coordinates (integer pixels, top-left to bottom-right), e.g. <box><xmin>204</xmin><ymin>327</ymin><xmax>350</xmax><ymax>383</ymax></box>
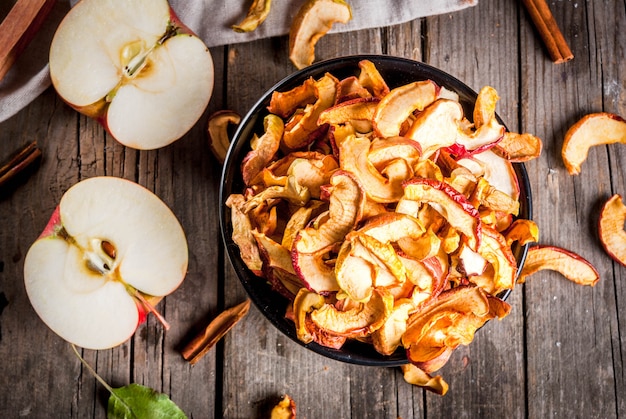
<box><xmin>107</xmin><ymin>383</ymin><xmax>187</xmax><ymax>419</ymax></box>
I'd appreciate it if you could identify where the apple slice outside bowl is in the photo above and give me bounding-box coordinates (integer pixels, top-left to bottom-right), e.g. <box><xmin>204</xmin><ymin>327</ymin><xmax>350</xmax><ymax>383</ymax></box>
<box><xmin>219</xmin><ymin>55</ymin><xmax>533</xmax><ymax>367</ymax></box>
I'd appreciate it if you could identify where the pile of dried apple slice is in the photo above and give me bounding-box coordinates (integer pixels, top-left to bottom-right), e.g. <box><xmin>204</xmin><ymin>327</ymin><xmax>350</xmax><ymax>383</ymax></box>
<box><xmin>224</xmin><ymin>60</ymin><xmax>594</xmax><ymax>394</ymax></box>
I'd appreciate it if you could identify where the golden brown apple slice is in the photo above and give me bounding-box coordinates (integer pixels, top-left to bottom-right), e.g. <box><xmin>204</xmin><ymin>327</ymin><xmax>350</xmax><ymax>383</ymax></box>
<box><xmin>288</xmin><ymin>0</ymin><xmax>352</xmax><ymax>69</ymax></box>
<box><xmin>293</xmin><ymin>288</ymin><xmax>326</xmax><ymax>344</ymax></box>
<box><xmin>405</xmin><ymin>99</ymin><xmax>463</xmax><ymax>159</ymax></box>
<box><xmin>475</xmin><ymin>226</ymin><xmax>518</xmax><ymax>295</ymax></box>
<box><xmin>207</xmin><ymin>110</ymin><xmax>240</xmax><ymax>164</ymax></box>
<box><xmin>562</xmin><ymin>112</ymin><xmax>626</xmax><ymax>175</ymax></box>
<box><xmin>518</xmin><ymin>245</ymin><xmax>600</xmax><ymax>286</ymax></box>
<box><xmin>401</xmin><ymin>363</ymin><xmax>449</xmax><ymax>395</ymax></box>
<box><xmin>371</xmin><ymin>299</ymin><xmax>414</xmax><ymax>355</ymax></box>
<box><xmin>403</xmin><ymin>178</ymin><xmax>482</xmax><ymax>251</ymax></box>
<box><xmin>310</xmin><ymin>288</ymin><xmax>394</xmax><ymax>338</ymax></box>
<box><xmin>226</xmin><ymin>194</ymin><xmax>263</xmax><ymax>276</ymax></box>
<box><xmin>241</xmin><ymin>114</ymin><xmax>283</xmax><ymax>185</ymax></box>
<box><xmin>599</xmin><ymin>194</ymin><xmax>626</xmax><ymax>267</ymax></box>
<box><xmin>282</xmin><ymin>73</ymin><xmax>338</xmax><ymax>149</ymax></box>
<box><xmin>267</xmin><ymin>77</ymin><xmax>317</xmax><ymax>118</ymax></box>
<box><xmin>373</xmin><ymin>80</ymin><xmax>439</xmax><ymax>138</ymax></box>
<box><xmin>357</xmin><ymin>59</ymin><xmax>390</xmax><ymax>98</ymax></box>
<box><xmin>270</xmin><ymin>394</ymin><xmax>296</xmax><ymax>419</ymax></box>
<box><xmin>232</xmin><ymin>0</ymin><xmax>272</xmax><ymax>32</ymax></box>
<box><xmin>504</xmin><ymin>219</ymin><xmax>539</xmax><ymax>247</ymax></box>
<box><xmin>493</xmin><ymin>131</ymin><xmax>543</xmax><ymax>162</ymax></box>
<box><xmin>473</xmin><ymin>86</ymin><xmax>499</xmax><ymax>129</ymax></box>
<box><xmin>317</xmin><ymin>97</ymin><xmax>379</xmax><ymax>129</ymax></box>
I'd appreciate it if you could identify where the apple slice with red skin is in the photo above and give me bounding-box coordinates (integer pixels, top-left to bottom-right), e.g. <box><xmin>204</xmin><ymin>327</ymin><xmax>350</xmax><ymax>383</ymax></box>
<box><xmin>405</xmin><ymin>99</ymin><xmax>463</xmax><ymax>159</ymax></box>
<box><xmin>562</xmin><ymin>112</ymin><xmax>626</xmax><ymax>175</ymax></box>
<box><xmin>23</xmin><ymin>177</ymin><xmax>188</xmax><ymax>350</ymax></box>
<box><xmin>518</xmin><ymin>245</ymin><xmax>600</xmax><ymax>286</ymax></box>
<box><xmin>49</xmin><ymin>0</ymin><xmax>214</xmax><ymax>150</ymax></box>
<box><xmin>598</xmin><ymin>194</ymin><xmax>626</xmax><ymax>267</ymax></box>
<box><xmin>373</xmin><ymin>80</ymin><xmax>440</xmax><ymax>138</ymax></box>
<box><xmin>402</xmin><ymin>178</ymin><xmax>482</xmax><ymax>251</ymax></box>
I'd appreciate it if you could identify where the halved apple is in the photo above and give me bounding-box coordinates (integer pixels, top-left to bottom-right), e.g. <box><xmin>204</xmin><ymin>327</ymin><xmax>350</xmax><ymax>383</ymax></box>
<box><xmin>23</xmin><ymin>177</ymin><xmax>188</xmax><ymax>349</ymax></box>
<box><xmin>49</xmin><ymin>0</ymin><xmax>214</xmax><ymax>150</ymax></box>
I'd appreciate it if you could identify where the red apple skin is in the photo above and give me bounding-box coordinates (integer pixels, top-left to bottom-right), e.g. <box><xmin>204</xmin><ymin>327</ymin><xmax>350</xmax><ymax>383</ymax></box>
<box><xmin>39</xmin><ymin>206</ymin><xmax>61</xmax><ymax>238</ymax></box>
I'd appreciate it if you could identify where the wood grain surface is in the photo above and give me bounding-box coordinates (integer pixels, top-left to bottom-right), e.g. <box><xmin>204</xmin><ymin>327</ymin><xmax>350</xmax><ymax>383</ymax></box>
<box><xmin>0</xmin><ymin>1</ymin><xmax>624</xmax><ymax>418</ymax></box>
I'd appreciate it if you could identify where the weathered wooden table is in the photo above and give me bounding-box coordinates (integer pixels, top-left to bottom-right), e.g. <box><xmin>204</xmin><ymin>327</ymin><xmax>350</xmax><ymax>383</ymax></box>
<box><xmin>1</xmin><ymin>1</ymin><xmax>624</xmax><ymax>418</ymax></box>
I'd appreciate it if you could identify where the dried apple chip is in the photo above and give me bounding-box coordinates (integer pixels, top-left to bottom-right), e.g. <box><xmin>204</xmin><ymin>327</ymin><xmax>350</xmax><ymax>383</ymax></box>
<box><xmin>562</xmin><ymin>112</ymin><xmax>626</xmax><ymax>175</ymax></box>
<box><xmin>270</xmin><ymin>394</ymin><xmax>296</xmax><ymax>419</ymax></box>
<box><xmin>242</xmin><ymin>114</ymin><xmax>284</xmax><ymax>185</ymax></box>
<box><xmin>504</xmin><ymin>219</ymin><xmax>539</xmax><ymax>247</ymax></box>
<box><xmin>518</xmin><ymin>245</ymin><xmax>600</xmax><ymax>286</ymax></box>
<box><xmin>207</xmin><ymin>110</ymin><xmax>240</xmax><ymax>163</ymax></box>
<box><xmin>401</xmin><ymin>363</ymin><xmax>449</xmax><ymax>395</ymax></box>
<box><xmin>599</xmin><ymin>194</ymin><xmax>626</xmax><ymax>267</ymax></box>
<box><xmin>288</xmin><ymin>0</ymin><xmax>352</xmax><ymax>69</ymax></box>
<box><xmin>358</xmin><ymin>60</ymin><xmax>390</xmax><ymax>98</ymax></box>
<box><xmin>232</xmin><ymin>0</ymin><xmax>272</xmax><ymax>33</ymax></box>
<box><xmin>226</xmin><ymin>194</ymin><xmax>263</xmax><ymax>276</ymax></box>
<box><xmin>493</xmin><ymin>131</ymin><xmax>543</xmax><ymax>162</ymax></box>
<box><xmin>373</xmin><ymin>80</ymin><xmax>439</xmax><ymax>138</ymax></box>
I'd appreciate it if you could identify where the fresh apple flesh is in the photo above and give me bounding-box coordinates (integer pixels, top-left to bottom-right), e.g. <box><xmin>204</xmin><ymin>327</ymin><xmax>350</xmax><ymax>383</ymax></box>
<box><xmin>24</xmin><ymin>177</ymin><xmax>188</xmax><ymax>350</ymax></box>
<box><xmin>49</xmin><ymin>0</ymin><xmax>214</xmax><ymax>150</ymax></box>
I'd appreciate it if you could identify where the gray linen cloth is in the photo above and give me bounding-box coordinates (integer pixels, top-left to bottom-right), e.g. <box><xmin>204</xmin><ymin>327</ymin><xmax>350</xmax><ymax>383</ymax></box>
<box><xmin>0</xmin><ymin>0</ymin><xmax>477</xmax><ymax>123</ymax></box>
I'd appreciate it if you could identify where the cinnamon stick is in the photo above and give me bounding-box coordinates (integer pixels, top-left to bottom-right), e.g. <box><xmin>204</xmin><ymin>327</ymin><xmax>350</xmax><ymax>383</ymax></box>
<box><xmin>181</xmin><ymin>299</ymin><xmax>251</xmax><ymax>365</ymax></box>
<box><xmin>0</xmin><ymin>0</ymin><xmax>57</xmax><ymax>81</ymax></box>
<box><xmin>0</xmin><ymin>141</ymin><xmax>42</xmax><ymax>188</ymax></box>
<box><xmin>521</xmin><ymin>0</ymin><xmax>573</xmax><ymax>63</ymax></box>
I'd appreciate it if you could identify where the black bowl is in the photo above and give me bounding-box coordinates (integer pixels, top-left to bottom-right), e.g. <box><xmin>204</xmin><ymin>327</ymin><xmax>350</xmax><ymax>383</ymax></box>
<box><xmin>219</xmin><ymin>55</ymin><xmax>532</xmax><ymax>366</ymax></box>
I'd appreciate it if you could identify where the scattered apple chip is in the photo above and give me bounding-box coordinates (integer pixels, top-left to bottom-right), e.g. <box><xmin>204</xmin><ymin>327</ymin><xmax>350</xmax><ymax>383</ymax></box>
<box><xmin>288</xmin><ymin>0</ymin><xmax>352</xmax><ymax>70</ymax></box>
<box><xmin>518</xmin><ymin>245</ymin><xmax>599</xmax><ymax>286</ymax></box>
<box><xmin>562</xmin><ymin>112</ymin><xmax>626</xmax><ymax>175</ymax></box>
<box><xmin>401</xmin><ymin>363</ymin><xmax>448</xmax><ymax>395</ymax></box>
<box><xmin>599</xmin><ymin>194</ymin><xmax>626</xmax><ymax>267</ymax></box>
<box><xmin>232</xmin><ymin>0</ymin><xmax>272</xmax><ymax>33</ymax></box>
<box><xmin>207</xmin><ymin>110</ymin><xmax>240</xmax><ymax>163</ymax></box>
<box><xmin>270</xmin><ymin>394</ymin><xmax>296</xmax><ymax>419</ymax></box>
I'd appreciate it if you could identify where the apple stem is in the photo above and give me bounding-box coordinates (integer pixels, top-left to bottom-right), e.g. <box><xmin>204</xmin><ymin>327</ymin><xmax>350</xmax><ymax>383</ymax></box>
<box><xmin>133</xmin><ymin>291</ymin><xmax>170</xmax><ymax>331</ymax></box>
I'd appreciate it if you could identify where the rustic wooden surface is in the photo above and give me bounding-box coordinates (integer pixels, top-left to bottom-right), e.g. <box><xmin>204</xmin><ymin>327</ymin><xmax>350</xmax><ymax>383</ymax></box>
<box><xmin>1</xmin><ymin>1</ymin><xmax>625</xmax><ymax>418</ymax></box>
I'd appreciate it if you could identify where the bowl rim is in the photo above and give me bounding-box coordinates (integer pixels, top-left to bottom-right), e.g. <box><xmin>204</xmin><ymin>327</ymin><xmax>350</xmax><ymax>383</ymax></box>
<box><xmin>219</xmin><ymin>54</ymin><xmax>532</xmax><ymax>367</ymax></box>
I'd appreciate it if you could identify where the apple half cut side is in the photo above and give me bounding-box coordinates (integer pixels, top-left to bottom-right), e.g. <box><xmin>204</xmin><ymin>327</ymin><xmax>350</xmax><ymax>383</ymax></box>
<box><xmin>49</xmin><ymin>0</ymin><xmax>214</xmax><ymax>150</ymax></box>
<box><xmin>23</xmin><ymin>177</ymin><xmax>188</xmax><ymax>350</ymax></box>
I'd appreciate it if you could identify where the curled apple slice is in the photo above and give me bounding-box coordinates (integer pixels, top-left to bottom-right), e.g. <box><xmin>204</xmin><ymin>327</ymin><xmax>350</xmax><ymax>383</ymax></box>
<box><xmin>226</xmin><ymin>194</ymin><xmax>263</xmax><ymax>276</ymax></box>
<box><xmin>599</xmin><ymin>194</ymin><xmax>626</xmax><ymax>267</ymax></box>
<box><xmin>293</xmin><ymin>288</ymin><xmax>326</xmax><ymax>344</ymax></box>
<box><xmin>267</xmin><ymin>77</ymin><xmax>317</xmax><ymax>118</ymax></box>
<box><xmin>405</xmin><ymin>99</ymin><xmax>463</xmax><ymax>159</ymax></box>
<box><xmin>518</xmin><ymin>245</ymin><xmax>600</xmax><ymax>286</ymax></box>
<box><xmin>473</xmin><ymin>86</ymin><xmax>499</xmax><ymax>129</ymax></box>
<box><xmin>373</xmin><ymin>80</ymin><xmax>439</xmax><ymax>138</ymax></box>
<box><xmin>288</xmin><ymin>0</ymin><xmax>352</xmax><ymax>70</ymax></box>
<box><xmin>232</xmin><ymin>0</ymin><xmax>272</xmax><ymax>32</ymax></box>
<box><xmin>242</xmin><ymin>114</ymin><xmax>284</xmax><ymax>185</ymax></box>
<box><xmin>310</xmin><ymin>288</ymin><xmax>394</xmax><ymax>338</ymax></box>
<box><xmin>403</xmin><ymin>178</ymin><xmax>482</xmax><ymax>251</ymax></box>
<box><xmin>504</xmin><ymin>219</ymin><xmax>539</xmax><ymax>247</ymax></box>
<box><xmin>317</xmin><ymin>97</ymin><xmax>378</xmax><ymax>130</ymax></box>
<box><xmin>562</xmin><ymin>112</ymin><xmax>626</xmax><ymax>175</ymax></box>
<box><xmin>493</xmin><ymin>132</ymin><xmax>543</xmax><ymax>162</ymax></box>
<box><xmin>357</xmin><ymin>60</ymin><xmax>390</xmax><ymax>98</ymax></box>
<box><xmin>207</xmin><ymin>110</ymin><xmax>240</xmax><ymax>163</ymax></box>
<box><xmin>24</xmin><ymin>177</ymin><xmax>188</xmax><ymax>349</ymax></box>
<box><xmin>371</xmin><ymin>299</ymin><xmax>414</xmax><ymax>355</ymax></box>
<box><xmin>401</xmin><ymin>363</ymin><xmax>449</xmax><ymax>395</ymax></box>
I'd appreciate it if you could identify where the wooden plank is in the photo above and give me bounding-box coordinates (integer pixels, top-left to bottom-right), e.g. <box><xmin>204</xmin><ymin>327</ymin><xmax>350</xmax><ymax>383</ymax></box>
<box><xmin>423</xmin><ymin>3</ymin><xmax>526</xmax><ymax>417</ymax></box>
<box><xmin>520</xmin><ymin>1</ymin><xmax>622</xmax><ymax>417</ymax></box>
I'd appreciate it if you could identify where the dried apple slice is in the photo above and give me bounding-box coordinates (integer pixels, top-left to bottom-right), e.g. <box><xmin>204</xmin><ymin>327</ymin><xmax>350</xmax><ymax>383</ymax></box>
<box><xmin>504</xmin><ymin>219</ymin><xmax>539</xmax><ymax>247</ymax></box>
<box><xmin>226</xmin><ymin>194</ymin><xmax>263</xmax><ymax>276</ymax></box>
<box><xmin>293</xmin><ymin>288</ymin><xmax>326</xmax><ymax>344</ymax></box>
<box><xmin>518</xmin><ymin>245</ymin><xmax>600</xmax><ymax>286</ymax></box>
<box><xmin>562</xmin><ymin>112</ymin><xmax>626</xmax><ymax>175</ymax></box>
<box><xmin>207</xmin><ymin>110</ymin><xmax>240</xmax><ymax>163</ymax></box>
<box><xmin>405</xmin><ymin>99</ymin><xmax>463</xmax><ymax>159</ymax></box>
<box><xmin>357</xmin><ymin>60</ymin><xmax>390</xmax><ymax>98</ymax></box>
<box><xmin>288</xmin><ymin>0</ymin><xmax>352</xmax><ymax>69</ymax></box>
<box><xmin>241</xmin><ymin>114</ymin><xmax>284</xmax><ymax>185</ymax></box>
<box><xmin>310</xmin><ymin>288</ymin><xmax>394</xmax><ymax>338</ymax></box>
<box><xmin>371</xmin><ymin>299</ymin><xmax>414</xmax><ymax>355</ymax></box>
<box><xmin>373</xmin><ymin>80</ymin><xmax>439</xmax><ymax>138</ymax></box>
<box><xmin>318</xmin><ymin>97</ymin><xmax>378</xmax><ymax>128</ymax></box>
<box><xmin>267</xmin><ymin>77</ymin><xmax>317</xmax><ymax>118</ymax></box>
<box><xmin>403</xmin><ymin>178</ymin><xmax>482</xmax><ymax>250</ymax></box>
<box><xmin>473</xmin><ymin>86</ymin><xmax>499</xmax><ymax>129</ymax></box>
<box><xmin>270</xmin><ymin>394</ymin><xmax>296</xmax><ymax>419</ymax></box>
<box><xmin>232</xmin><ymin>0</ymin><xmax>272</xmax><ymax>33</ymax></box>
<box><xmin>493</xmin><ymin>131</ymin><xmax>543</xmax><ymax>162</ymax></box>
<box><xmin>599</xmin><ymin>194</ymin><xmax>626</xmax><ymax>267</ymax></box>
<box><xmin>282</xmin><ymin>73</ymin><xmax>338</xmax><ymax>149</ymax></box>
<box><xmin>401</xmin><ymin>363</ymin><xmax>449</xmax><ymax>395</ymax></box>
<box><xmin>475</xmin><ymin>226</ymin><xmax>517</xmax><ymax>295</ymax></box>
